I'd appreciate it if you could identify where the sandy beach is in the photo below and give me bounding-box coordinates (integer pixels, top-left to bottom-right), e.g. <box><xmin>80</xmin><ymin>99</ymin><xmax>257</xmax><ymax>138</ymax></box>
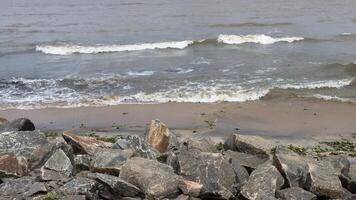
<box><xmin>1</xmin><ymin>98</ymin><xmax>355</xmax><ymax>139</ymax></box>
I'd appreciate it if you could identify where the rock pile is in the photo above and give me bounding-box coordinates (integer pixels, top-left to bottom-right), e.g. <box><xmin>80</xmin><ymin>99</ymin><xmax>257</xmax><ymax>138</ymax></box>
<box><xmin>0</xmin><ymin>118</ymin><xmax>355</xmax><ymax>200</ymax></box>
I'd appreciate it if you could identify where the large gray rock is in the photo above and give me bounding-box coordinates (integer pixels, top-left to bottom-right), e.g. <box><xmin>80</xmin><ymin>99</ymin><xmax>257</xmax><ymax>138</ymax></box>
<box><xmin>146</xmin><ymin>119</ymin><xmax>179</xmax><ymax>153</ymax></box>
<box><xmin>113</xmin><ymin>135</ymin><xmax>159</xmax><ymax>159</ymax></box>
<box><xmin>178</xmin><ymin>143</ymin><xmax>237</xmax><ymax>199</ymax></box>
<box><xmin>74</xmin><ymin>154</ymin><xmax>91</xmax><ymax>171</ymax></box>
<box><xmin>273</xmin><ymin>146</ymin><xmax>309</xmax><ymax>187</ymax></box>
<box><xmin>57</xmin><ymin>177</ymin><xmax>99</xmax><ymax>199</ymax></box>
<box><xmin>62</xmin><ymin>130</ymin><xmax>112</xmax><ymax>155</ymax></box>
<box><xmin>320</xmin><ymin>155</ymin><xmax>350</xmax><ymax>176</ymax></box>
<box><xmin>28</xmin><ymin>139</ymin><xmax>74</xmax><ymax>171</ymax></box>
<box><xmin>0</xmin><ymin>176</ymin><xmax>37</xmax><ymax>198</ymax></box>
<box><xmin>181</xmin><ymin>137</ymin><xmax>218</xmax><ymax>153</ymax></box>
<box><xmin>119</xmin><ymin>157</ymin><xmax>180</xmax><ymax>199</ymax></box>
<box><xmin>95</xmin><ymin>173</ymin><xmax>143</xmax><ymax>197</ymax></box>
<box><xmin>239</xmin><ymin>163</ymin><xmax>284</xmax><ymax>200</ymax></box>
<box><xmin>44</xmin><ymin>149</ymin><xmax>73</xmax><ymax>176</ymax></box>
<box><xmin>0</xmin><ymin>118</ymin><xmax>35</xmax><ymax>132</ymax></box>
<box><xmin>223</xmin><ymin>150</ymin><xmax>268</xmax><ymax>172</ymax></box>
<box><xmin>224</xmin><ymin>134</ymin><xmax>275</xmax><ymax>158</ymax></box>
<box><xmin>0</xmin><ymin>130</ymin><xmax>48</xmax><ymax>159</ymax></box>
<box><xmin>276</xmin><ymin>187</ymin><xmax>316</xmax><ymax>200</ymax></box>
<box><xmin>340</xmin><ymin>162</ymin><xmax>356</xmax><ymax>194</ymax></box>
<box><xmin>306</xmin><ymin>160</ymin><xmax>344</xmax><ymax>198</ymax></box>
<box><xmin>90</xmin><ymin>148</ymin><xmax>134</xmax><ymax>176</ymax></box>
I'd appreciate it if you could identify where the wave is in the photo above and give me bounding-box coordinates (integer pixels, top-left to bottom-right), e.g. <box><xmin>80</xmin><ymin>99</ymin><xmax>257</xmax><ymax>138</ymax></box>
<box><xmin>278</xmin><ymin>78</ymin><xmax>353</xmax><ymax>90</ymax></box>
<box><xmin>1</xmin><ymin>77</ymin><xmax>355</xmax><ymax>109</ymax></box>
<box><xmin>208</xmin><ymin>22</ymin><xmax>293</xmax><ymax>28</ymax></box>
<box><xmin>35</xmin><ymin>40</ymin><xmax>195</xmax><ymax>55</ymax></box>
<box><xmin>217</xmin><ymin>34</ymin><xmax>304</xmax><ymax>45</ymax></box>
<box><xmin>323</xmin><ymin>63</ymin><xmax>356</xmax><ymax>75</ymax></box>
<box><xmin>127</xmin><ymin>71</ymin><xmax>155</xmax><ymax>76</ymax></box>
<box><xmin>36</xmin><ymin>34</ymin><xmax>306</xmax><ymax>55</ymax></box>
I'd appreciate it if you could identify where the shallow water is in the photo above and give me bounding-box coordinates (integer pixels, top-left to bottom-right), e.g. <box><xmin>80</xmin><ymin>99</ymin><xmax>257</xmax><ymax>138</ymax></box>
<box><xmin>1</xmin><ymin>0</ymin><xmax>356</xmax><ymax>109</ymax></box>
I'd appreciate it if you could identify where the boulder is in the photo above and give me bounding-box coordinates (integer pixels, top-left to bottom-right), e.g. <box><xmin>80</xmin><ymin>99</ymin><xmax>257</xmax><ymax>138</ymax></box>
<box><xmin>62</xmin><ymin>130</ymin><xmax>112</xmax><ymax>155</ymax></box>
<box><xmin>276</xmin><ymin>187</ymin><xmax>316</xmax><ymax>200</ymax></box>
<box><xmin>74</xmin><ymin>154</ymin><xmax>91</xmax><ymax>171</ymax></box>
<box><xmin>178</xmin><ymin>179</ymin><xmax>202</xmax><ymax>197</ymax></box>
<box><xmin>146</xmin><ymin>119</ymin><xmax>178</xmax><ymax>153</ymax></box>
<box><xmin>39</xmin><ymin>167</ymin><xmax>70</xmax><ymax>182</ymax></box>
<box><xmin>119</xmin><ymin>157</ymin><xmax>180</xmax><ymax>199</ymax></box>
<box><xmin>0</xmin><ymin>130</ymin><xmax>48</xmax><ymax>159</ymax></box>
<box><xmin>227</xmin><ymin>155</ymin><xmax>250</xmax><ymax>190</ymax></box>
<box><xmin>43</xmin><ymin>149</ymin><xmax>73</xmax><ymax>176</ymax></box>
<box><xmin>113</xmin><ymin>135</ymin><xmax>159</xmax><ymax>159</ymax></box>
<box><xmin>95</xmin><ymin>173</ymin><xmax>143</xmax><ymax>197</ymax></box>
<box><xmin>340</xmin><ymin>162</ymin><xmax>356</xmax><ymax>194</ymax></box>
<box><xmin>273</xmin><ymin>146</ymin><xmax>309</xmax><ymax>187</ymax></box>
<box><xmin>0</xmin><ymin>118</ymin><xmax>35</xmax><ymax>132</ymax></box>
<box><xmin>90</xmin><ymin>148</ymin><xmax>134</xmax><ymax>176</ymax></box>
<box><xmin>26</xmin><ymin>182</ymin><xmax>48</xmax><ymax>197</ymax></box>
<box><xmin>223</xmin><ymin>150</ymin><xmax>268</xmax><ymax>172</ymax></box>
<box><xmin>224</xmin><ymin>134</ymin><xmax>275</xmax><ymax>158</ymax></box>
<box><xmin>306</xmin><ymin>160</ymin><xmax>344</xmax><ymax>198</ymax></box>
<box><xmin>174</xmin><ymin>194</ymin><xmax>190</xmax><ymax>200</ymax></box>
<box><xmin>0</xmin><ymin>176</ymin><xmax>35</xmax><ymax>198</ymax></box>
<box><xmin>0</xmin><ymin>152</ymin><xmax>26</xmax><ymax>178</ymax></box>
<box><xmin>320</xmin><ymin>155</ymin><xmax>350</xmax><ymax>176</ymax></box>
<box><xmin>28</xmin><ymin>139</ymin><xmax>74</xmax><ymax>171</ymax></box>
<box><xmin>0</xmin><ymin>117</ymin><xmax>9</xmax><ymax>125</ymax></box>
<box><xmin>181</xmin><ymin>137</ymin><xmax>218</xmax><ymax>153</ymax></box>
<box><xmin>178</xmin><ymin>143</ymin><xmax>237</xmax><ymax>199</ymax></box>
<box><xmin>57</xmin><ymin>177</ymin><xmax>99</xmax><ymax>199</ymax></box>
<box><xmin>239</xmin><ymin>163</ymin><xmax>284</xmax><ymax>200</ymax></box>
<box><xmin>62</xmin><ymin>195</ymin><xmax>86</xmax><ymax>200</ymax></box>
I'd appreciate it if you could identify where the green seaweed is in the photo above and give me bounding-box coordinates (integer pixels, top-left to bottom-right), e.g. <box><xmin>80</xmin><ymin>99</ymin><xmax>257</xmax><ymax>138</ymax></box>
<box><xmin>288</xmin><ymin>144</ymin><xmax>307</xmax><ymax>155</ymax></box>
<box><xmin>215</xmin><ymin>142</ymin><xmax>224</xmax><ymax>151</ymax></box>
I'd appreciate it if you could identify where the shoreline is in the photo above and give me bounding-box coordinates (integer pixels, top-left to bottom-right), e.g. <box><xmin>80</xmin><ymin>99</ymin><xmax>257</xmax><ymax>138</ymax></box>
<box><xmin>1</xmin><ymin>98</ymin><xmax>356</xmax><ymax>139</ymax></box>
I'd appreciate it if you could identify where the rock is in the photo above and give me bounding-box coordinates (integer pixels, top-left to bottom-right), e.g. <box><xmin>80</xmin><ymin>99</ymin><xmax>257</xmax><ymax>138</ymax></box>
<box><xmin>223</xmin><ymin>150</ymin><xmax>268</xmax><ymax>172</ymax></box>
<box><xmin>239</xmin><ymin>163</ymin><xmax>284</xmax><ymax>200</ymax></box>
<box><xmin>167</xmin><ymin>150</ymin><xmax>180</xmax><ymax>173</ymax></box>
<box><xmin>62</xmin><ymin>130</ymin><xmax>112</xmax><ymax>155</ymax></box>
<box><xmin>340</xmin><ymin>162</ymin><xmax>356</xmax><ymax>194</ymax></box>
<box><xmin>178</xmin><ymin>143</ymin><xmax>237</xmax><ymax>199</ymax></box>
<box><xmin>227</xmin><ymin>155</ymin><xmax>250</xmax><ymax>190</ymax></box>
<box><xmin>28</xmin><ymin>139</ymin><xmax>73</xmax><ymax>171</ymax></box>
<box><xmin>39</xmin><ymin>167</ymin><xmax>70</xmax><ymax>182</ymax></box>
<box><xmin>276</xmin><ymin>187</ymin><xmax>316</xmax><ymax>200</ymax></box>
<box><xmin>306</xmin><ymin>160</ymin><xmax>344</xmax><ymax>198</ymax></box>
<box><xmin>57</xmin><ymin>177</ymin><xmax>99</xmax><ymax>198</ymax></box>
<box><xmin>90</xmin><ymin>148</ymin><xmax>134</xmax><ymax>176</ymax></box>
<box><xmin>224</xmin><ymin>134</ymin><xmax>275</xmax><ymax>158</ymax></box>
<box><xmin>119</xmin><ymin>157</ymin><xmax>180</xmax><ymax>199</ymax></box>
<box><xmin>113</xmin><ymin>135</ymin><xmax>159</xmax><ymax>159</ymax></box>
<box><xmin>0</xmin><ymin>130</ymin><xmax>48</xmax><ymax>159</ymax></box>
<box><xmin>0</xmin><ymin>152</ymin><xmax>26</xmax><ymax>178</ymax></box>
<box><xmin>174</xmin><ymin>194</ymin><xmax>190</xmax><ymax>200</ymax></box>
<box><xmin>181</xmin><ymin>137</ymin><xmax>217</xmax><ymax>153</ymax></box>
<box><xmin>146</xmin><ymin>119</ymin><xmax>178</xmax><ymax>153</ymax></box>
<box><xmin>95</xmin><ymin>173</ymin><xmax>143</xmax><ymax>197</ymax></box>
<box><xmin>62</xmin><ymin>195</ymin><xmax>86</xmax><ymax>200</ymax></box>
<box><xmin>0</xmin><ymin>117</ymin><xmax>9</xmax><ymax>125</ymax></box>
<box><xmin>44</xmin><ymin>149</ymin><xmax>73</xmax><ymax>176</ymax></box>
<box><xmin>320</xmin><ymin>155</ymin><xmax>350</xmax><ymax>176</ymax></box>
<box><xmin>0</xmin><ymin>176</ymin><xmax>35</xmax><ymax>198</ymax></box>
<box><xmin>178</xmin><ymin>179</ymin><xmax>202</xmax><ymax>197</ymax></box>
<box><xmin>273</xmin><ymin>146</ymin><xmax>309</xmax><ymax>187</ymax></box>
<box><xmin>74</xmin><ymin>154</ymin><xmax>91</xmax><ymax>171</ymax></box>
<box><xmin>26</xmin><ymin>182</ymin><xmax>48</xmax><ymax>197</ymax></box>
<box><xmin>0</xmin><ymin>118</ymin><xmax>35</xmax><ymax>132</ymax></box>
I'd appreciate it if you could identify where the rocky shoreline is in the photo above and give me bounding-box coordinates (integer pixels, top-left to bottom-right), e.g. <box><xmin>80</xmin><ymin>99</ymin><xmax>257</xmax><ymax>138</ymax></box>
<box><xmin>0</xmin><ymin>117</ymin><xmax>355</xmax><ymax>200</ymax></box>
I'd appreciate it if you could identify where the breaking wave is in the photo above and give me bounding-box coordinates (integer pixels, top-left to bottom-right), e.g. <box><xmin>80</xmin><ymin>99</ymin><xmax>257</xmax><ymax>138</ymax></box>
<box><xmin>217</xmin><ymin>34</ymin><xmax>304</xmax><ymax>45</ymax></box>
<box><xmin>1</xmin><ymin>77</ymin><xmax>355</xmax><ymax>109</ymax></box>
<box><xmin>36</xmin><ymin>34</ymin><xmax>305</xmax><ymax>55</ymax></box>
<box><xmin>36</xmin><ymin>40</ymin><xmax>196</xmax><ymax>55</ymax></box>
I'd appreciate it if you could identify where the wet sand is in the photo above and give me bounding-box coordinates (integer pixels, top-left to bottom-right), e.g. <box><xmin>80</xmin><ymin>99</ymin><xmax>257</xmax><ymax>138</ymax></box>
<box><xmin>1</xmin><ymin>98</ymin><xmax>356</xmax><ymax>139</ymax></box>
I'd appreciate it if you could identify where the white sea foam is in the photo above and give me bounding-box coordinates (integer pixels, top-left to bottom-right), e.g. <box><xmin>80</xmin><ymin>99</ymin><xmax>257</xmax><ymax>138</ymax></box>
<box><xmin>217</xmin><ymin>34</ymin><xmax>304</xmax><ymax>45</ymax></box>
<box><xmin>312</xmin><ymin>94</ymin><xmax>356</xmax><ymax>103</ymax></box>
<box><xmin>127</xmin><ymin>71</ymin><xmax>155</xmax><ymax>76</ymax></box>
<box><xmin>278</xmin><ymin>79</ymin><xmax>353</xmax><ymax>89</ymax></box>
<box><xmin>36</xmin><ymin>40</ymin><xmax>195</xmax><ymax>55</ymax></box>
